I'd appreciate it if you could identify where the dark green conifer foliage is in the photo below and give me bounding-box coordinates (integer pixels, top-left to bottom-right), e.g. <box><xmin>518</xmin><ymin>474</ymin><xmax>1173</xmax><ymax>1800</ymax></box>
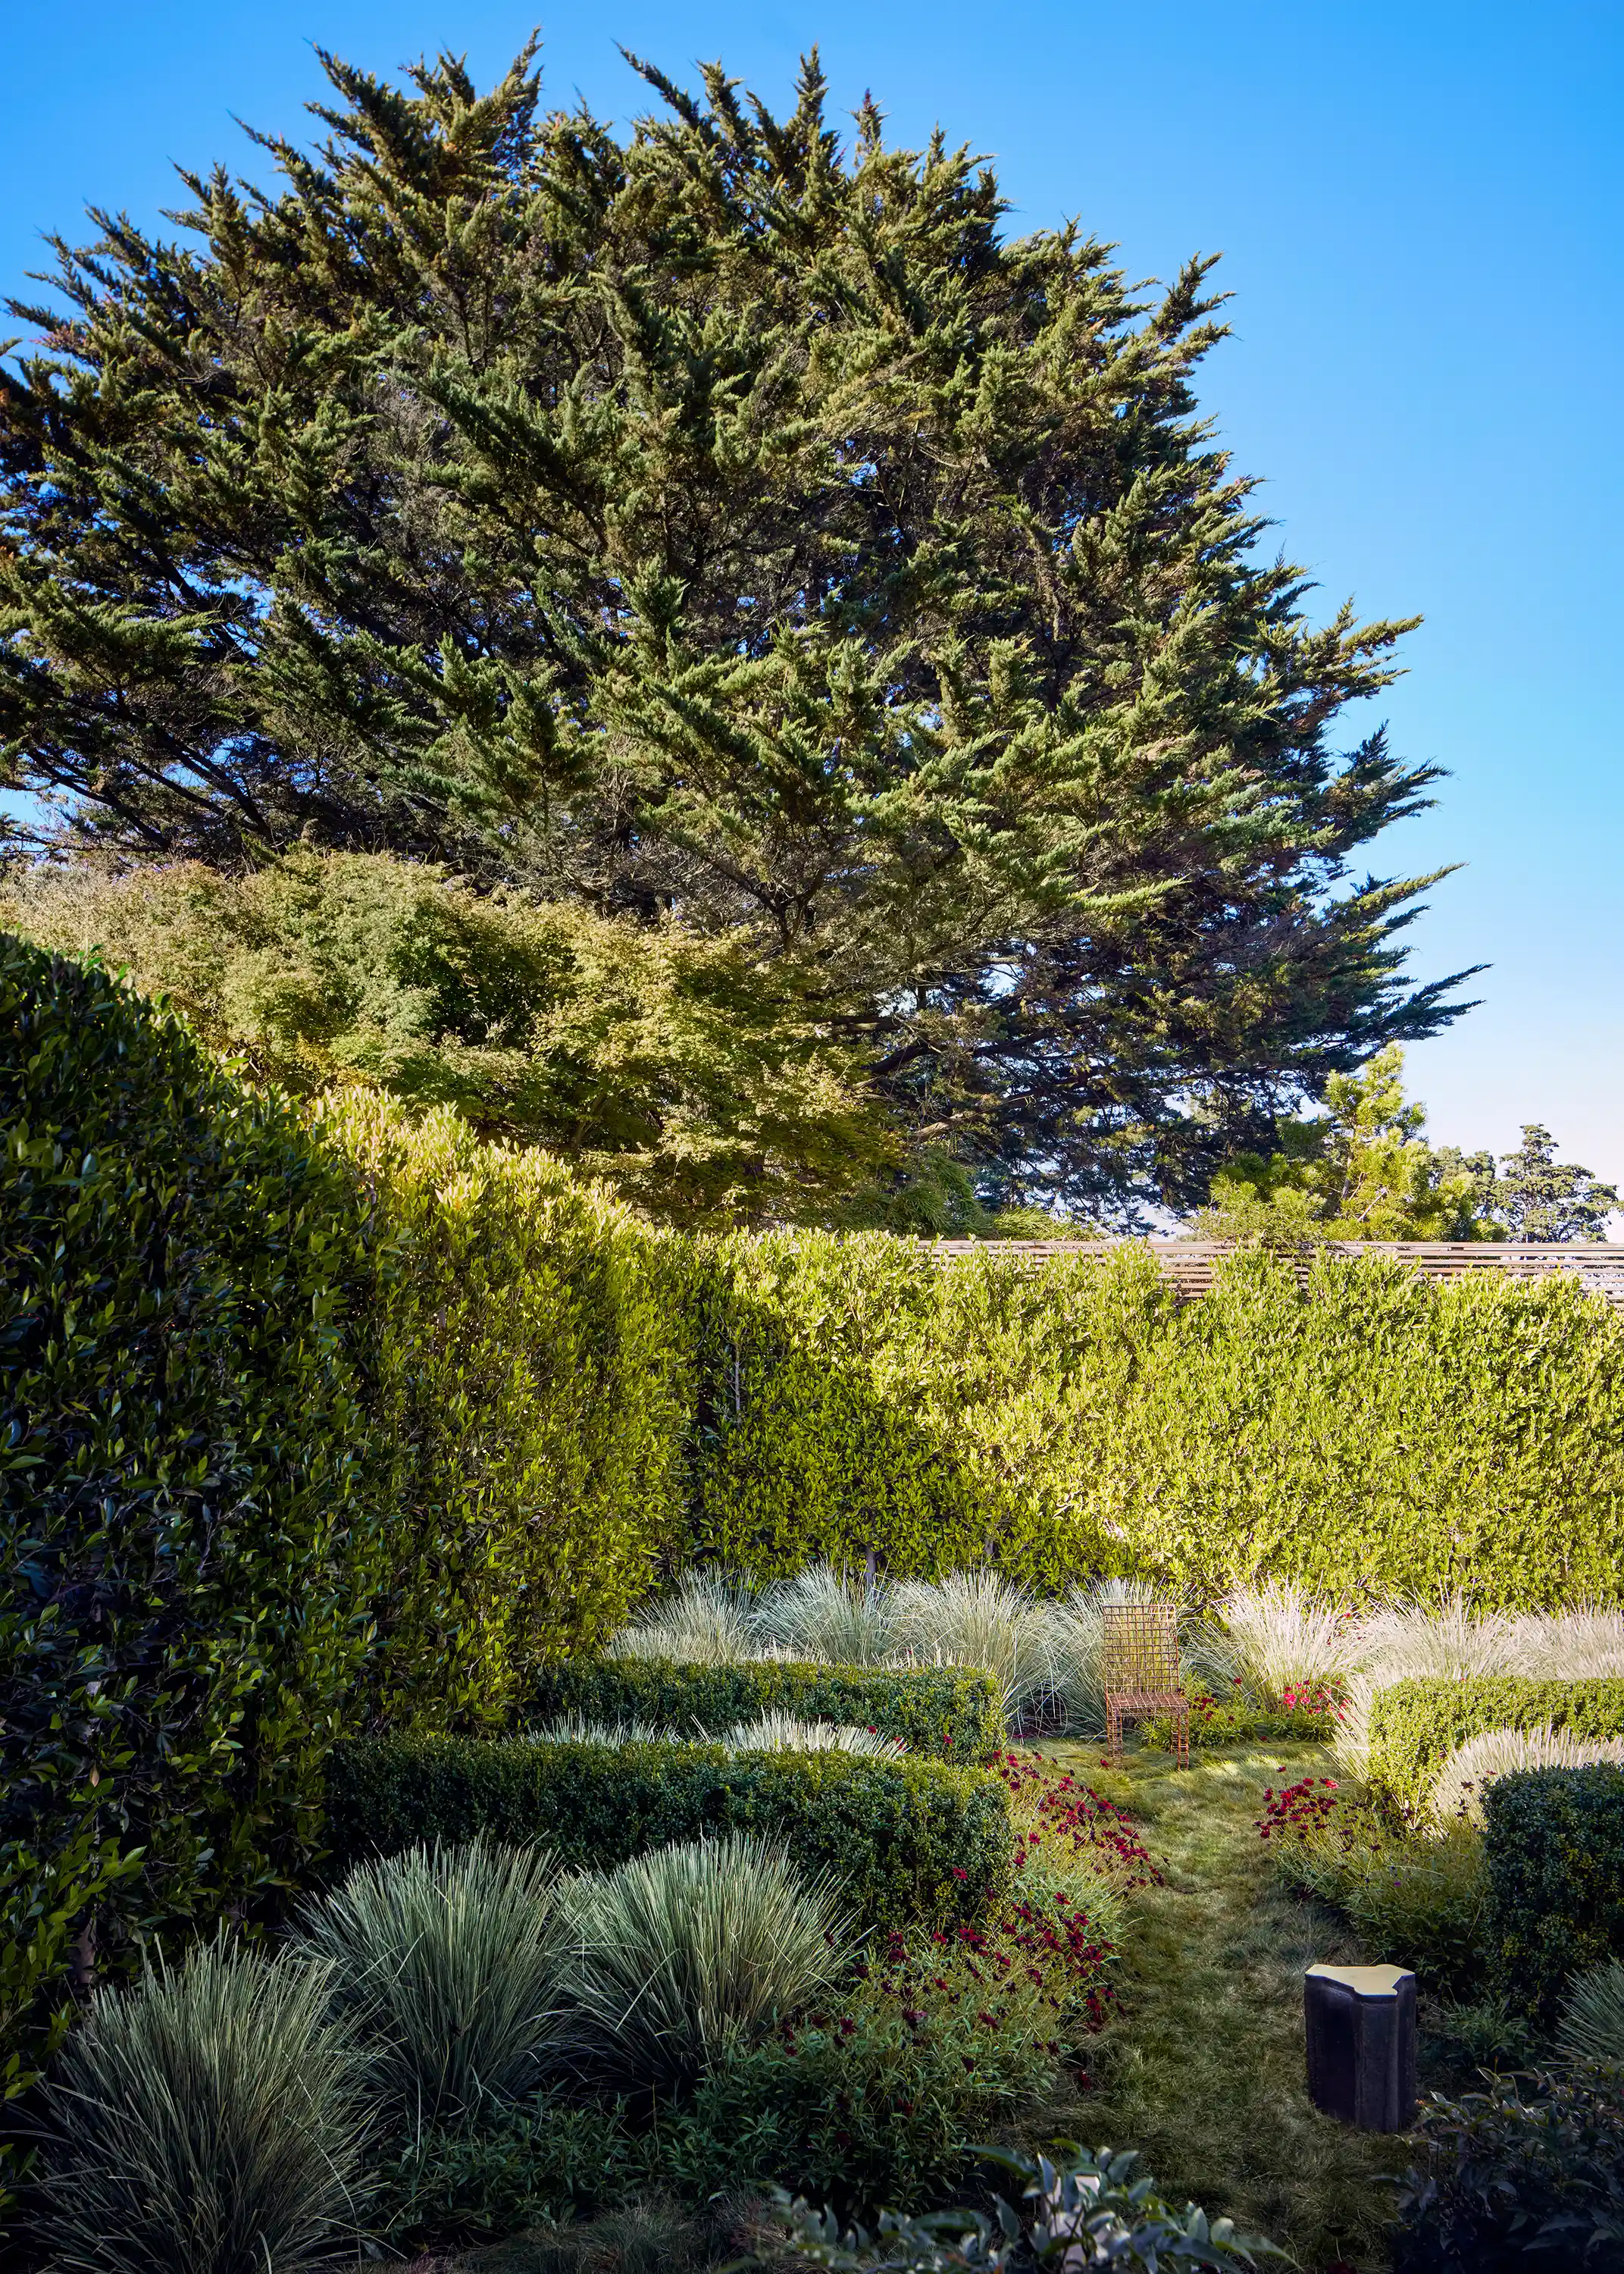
<box><xmin>0</xmin><ymin>42</ymin><xmax>1472</xmax><ymax>1211</ymax></box>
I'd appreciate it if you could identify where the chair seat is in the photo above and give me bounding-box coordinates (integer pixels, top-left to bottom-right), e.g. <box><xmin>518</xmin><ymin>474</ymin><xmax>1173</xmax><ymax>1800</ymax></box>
<box><xmin>1106</xmin><ymin>1689</ymin><xmax>1186</xmax><ymax>1710</ymax></box>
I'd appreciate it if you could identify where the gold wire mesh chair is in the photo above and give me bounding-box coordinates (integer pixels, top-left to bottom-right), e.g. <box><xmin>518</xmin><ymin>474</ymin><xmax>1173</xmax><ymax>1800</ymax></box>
<box><xmin>1102</xmin><ymin>1603</ymin><xmax>1188</xmax><ymax>1767</ymax></box>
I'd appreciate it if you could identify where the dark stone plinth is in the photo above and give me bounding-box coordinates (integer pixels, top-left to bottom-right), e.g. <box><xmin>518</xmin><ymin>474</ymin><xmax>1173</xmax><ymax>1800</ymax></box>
<box><xmin>1303</xmin><ymin>1962</ymin><xmax>1417</xmax><ymax>2131</ymax></box>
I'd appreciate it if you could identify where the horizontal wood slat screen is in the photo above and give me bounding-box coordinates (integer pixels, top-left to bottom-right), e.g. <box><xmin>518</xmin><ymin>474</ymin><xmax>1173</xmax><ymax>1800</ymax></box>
<box><xmin>923</xmin><ymin>1239</ymin><xmax>1624</xmax><ymax>1307</ymax></box>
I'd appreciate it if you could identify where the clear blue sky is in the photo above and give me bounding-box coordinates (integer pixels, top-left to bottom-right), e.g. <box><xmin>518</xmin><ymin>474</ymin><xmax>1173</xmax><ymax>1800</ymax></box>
<box><xmin>5</xmin><ymin>2</ymin><xmax>1620</xmax><ymax>1189</ymax></box>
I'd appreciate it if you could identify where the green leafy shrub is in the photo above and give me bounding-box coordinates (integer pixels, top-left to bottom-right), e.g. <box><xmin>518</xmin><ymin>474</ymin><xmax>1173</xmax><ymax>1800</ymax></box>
<box><xmin>560</xmin><ymin>1834</ymin><xmax>850</xmax><ymax>2093</ymax></box>
<box><xmin>33</xmin><ymin>1937</ymin><xmax>370</xmax><ymax>2274</ymax></box>
<box><xmin>1484</xmin><ymin>1764</ymin><xmax>1624</xmax><ymax>2020</ymax></box>
<box><xmin>324</xmin><ymin>1092</ymin><xmax>695</xmax><ymax>1719</ymax></box>
<box><xmin>778</xmin><ymin>2141</ymin><xmax>1283</xmax><ymax>2272</ymax></box>
<box><xmin>289</xmin><ymin>1839</ymin><xmax>568</xmax><ymax>2120</ymax></box>
<box><xmin>1393</xmin><ymin>2070</ymin><xmax>1624</xmax><ymax>2272</ymax></box>
<box><xmin>530</xmin><ymin>1658</ymin><xmax>1003</xmax><ymax>1762</ymax></box>
<box><xmin>1365</xmin><ymin>1680</ymin><xmax>1624</xmax><ymax>1814</ymax></box>
<box><xmin>372</xmin><ymin>2099</ymin><xmax>644</xmax><ymax>2251</ymax></box>
<box><xmin>325</xmin><ymin>1734</ymin><xmax>1011</xmax><ymax>1931</ymax></box>
<box><xmin>1140</xmin><ymin>1688</ymin><xmax>1341</xmax><ymax>1750</ymax></box>
<box><xmin>0</xmin><ymin>938</ymin><xmax>384</xmax><ymax>2155</ymax></box>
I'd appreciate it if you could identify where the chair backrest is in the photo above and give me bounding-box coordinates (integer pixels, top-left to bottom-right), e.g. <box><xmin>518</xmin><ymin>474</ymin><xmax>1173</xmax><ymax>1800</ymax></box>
<box><xmin>1101</xmin><ymin>1602</ymin><xmax>1181</xmax><ymax>1693</ymax></box>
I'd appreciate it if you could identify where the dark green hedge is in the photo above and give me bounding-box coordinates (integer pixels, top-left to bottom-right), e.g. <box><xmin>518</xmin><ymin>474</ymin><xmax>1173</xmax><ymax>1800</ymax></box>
<box><xmin>1483</xmin><ymin>1765</ymin><xmax>1624</xmax><ymax>2020</ymax></box>
<box><xmin>530</xmin><ymin>1657</ymin><xmax>1004</xmax><ymax>1762</ymax></box>
<box><xmin>0</xmin><ymin>938</ymin><xmax>385</xmax><ymax>2147</ymax></box>
<box><xmin>324</xmin><ymin>1734</ymin><xmax>1012</xmax><ymax>1928</ymax></box>
<box><xmin>1366</xmin><ymin>1680</ymin><xmax>1624</xmax><ymax>1814</ymax></box>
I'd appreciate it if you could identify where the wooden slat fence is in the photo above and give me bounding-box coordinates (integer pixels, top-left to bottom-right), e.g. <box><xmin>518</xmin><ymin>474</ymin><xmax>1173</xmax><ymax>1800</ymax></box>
<box><xmin>923</xmin><ymin>1239</ymin><xmax>1624</xmax><ymax>1308</ymax></box>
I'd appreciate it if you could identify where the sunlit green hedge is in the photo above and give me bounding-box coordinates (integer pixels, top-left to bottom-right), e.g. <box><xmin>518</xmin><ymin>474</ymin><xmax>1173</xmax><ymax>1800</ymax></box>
<box><xmin>1366</xmin><ymin>1679</ymin><xmax>1624</xmax><ymax>1814</ymax></box>
<box><xmin>686</xmin><ymin>1234</ymin><xmax>1624</xmax><ymax>1605</ymax></box>
<box><xmin>322</xmin><ymin>1094</ymin><xmax>694</xmax><ymax>1727</ymax></box>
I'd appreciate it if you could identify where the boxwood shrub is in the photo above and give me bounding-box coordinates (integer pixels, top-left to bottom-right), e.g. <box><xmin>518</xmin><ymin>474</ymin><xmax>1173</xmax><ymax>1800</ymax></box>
<box><xmin>1366</xmin><ymin>1679</ymin><xmax>1624</xmax><ymax>1815</ymax></box>
<box><xmin>1483</xmin><ymin>1764</ymin><xmax>1624</xmax><ymax>2020</ymax></box>
<box><xmin>529</xmin><ymin>1657</ymin><xmax>1004</xmax><ymax>1761</ymax></box>
<box><xmin>324</xmin><ymin>1734</ymin><xmax>1012</xmax><ymax>1928</ymax></box>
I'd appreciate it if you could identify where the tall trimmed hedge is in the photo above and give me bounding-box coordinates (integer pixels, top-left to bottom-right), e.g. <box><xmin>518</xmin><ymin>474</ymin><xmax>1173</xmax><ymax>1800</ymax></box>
<box><xmin>0</xmin><ymin>938</ymin><xmax>384</xmax><ymax>2131</ymax></box>
<box><xmin>685</xmin><ymin>1234</ymin><xmax>1624</xmax><ymax>1604</ymax></box>
<box><xmin>1365</xmin><ymin>1679</ymin><xmax>1624</xmax><ymax>1814</ymax></box>
<box><xmin>323</xmin><ymin>1094</ymin><xmax>693</xmax><ymax>1726</ymax></box>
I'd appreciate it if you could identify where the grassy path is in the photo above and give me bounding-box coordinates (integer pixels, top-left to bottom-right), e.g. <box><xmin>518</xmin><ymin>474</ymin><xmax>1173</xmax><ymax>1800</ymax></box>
<box><xmin>1048</xmin><ymin>1738</ymin><xmax>1400</xmax><ymax>2274</ymax></box>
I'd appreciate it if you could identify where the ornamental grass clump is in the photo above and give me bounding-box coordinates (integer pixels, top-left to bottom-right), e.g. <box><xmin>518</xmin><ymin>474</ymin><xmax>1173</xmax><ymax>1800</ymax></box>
<box><xmin>755</xmin><ymin>1563</ymin><xmax>900</xmax><ymax>1665</ymax></box>
<box><xmin>289</xmin><ymin>1838</ymin><xmax>568</xmax><ymax>2120</ymax></box>
<box><xmin>527</xmin><ymin>1713</ymin><xmax>680</xmax><ymax>1746</ymax></box>
<box><xmin>719</xmin><ymin>1709</ymin><xmax>906</xmax><ymax>1756</ymax></box>
<box><xmin>559</xmin><ymin>1833</ymin><xmax>851</xmax><ymax>2092</ymax></box>
<box><xmin>35</xmin><ymin>1937</ymin><xmax>368</xmax><ymax>2274</ymax></box>
<box><xmin>892</xmin><ymin>1569</ymin><xmax>1060</xmax><ymax>1729</ymax></box>
<box><xmin>1213</xmin><ymin>1580</ymin><xmax>1369</xmax><ymax>1702</ymax></box>
<box><xmin>1556</xmin><ymin>1960</ymin><xmax>1624</xmax><ymax>2068</ymax></box>
<box><xmin>609</xmin><ymin>1571</ymin><xmax>773</xmax><ymax>1666</ymax></box>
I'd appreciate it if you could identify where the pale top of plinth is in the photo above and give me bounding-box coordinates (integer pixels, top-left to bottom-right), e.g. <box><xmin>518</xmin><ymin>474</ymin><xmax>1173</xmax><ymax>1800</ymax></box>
<box><xmin>1304</xmin><ymin>1963</ymin><xmax>1414</xmax><ymax>1997</ymax></box>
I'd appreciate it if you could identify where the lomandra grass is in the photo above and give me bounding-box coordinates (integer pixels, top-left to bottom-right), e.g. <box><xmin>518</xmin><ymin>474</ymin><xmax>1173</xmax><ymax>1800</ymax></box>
<box><xmin>290</xmin><ymin>1838</ymin><xmax>568</xmax><ymax>2120</ymax></box>
<box><xmin>559</xmin><ymin>1833</ymin><xmax>850</xmax><ymax>2092</ymax></box>
<box><xmin>36</xmin><ymin>1937</ymin><xmax>368</xmax><ymax>2274</ymax></box>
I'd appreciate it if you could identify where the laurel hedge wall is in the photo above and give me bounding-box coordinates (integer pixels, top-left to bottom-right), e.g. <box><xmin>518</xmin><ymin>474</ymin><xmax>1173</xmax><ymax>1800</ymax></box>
<box><xmin>685</xmin><ymin>1233</ymin><xmax>1624</xmax><ymax>1606</ymax></box>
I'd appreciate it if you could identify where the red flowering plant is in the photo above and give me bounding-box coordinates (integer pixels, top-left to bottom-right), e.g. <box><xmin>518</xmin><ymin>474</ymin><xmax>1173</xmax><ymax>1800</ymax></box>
<box><xmin>668</xmin><ymin>1758</ymin><xmax>1148</xmax><ymax>2210</ymax></box>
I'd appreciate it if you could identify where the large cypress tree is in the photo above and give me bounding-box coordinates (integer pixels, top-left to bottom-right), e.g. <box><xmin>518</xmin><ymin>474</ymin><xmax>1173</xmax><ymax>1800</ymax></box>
<box><xmin>0</xmin><ymin>42</ymin><xmax>1472</xmax><ymax>1216</ymax></box>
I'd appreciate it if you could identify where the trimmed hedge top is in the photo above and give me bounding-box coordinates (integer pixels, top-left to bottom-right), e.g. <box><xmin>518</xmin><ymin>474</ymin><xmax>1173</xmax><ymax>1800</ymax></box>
<box><xmin>530</xmin><ymin>1656</ymin><xmax>1005</xmax><ymax>1762</ymax></box>
<box><xmin>324</xmin><ymin>1733</ymin><xmax>1012</xmax><ymax>1930</ymax></box>
<box><xmin>1484</xmin><ymin>1763</ymin><xmax>1624</xmax><ymax>2020</ymax></box>
<box><xmin>1366</xmin><ymin>1679</ymin><xmax>1624</xmax><ymax>1813</ymax></box>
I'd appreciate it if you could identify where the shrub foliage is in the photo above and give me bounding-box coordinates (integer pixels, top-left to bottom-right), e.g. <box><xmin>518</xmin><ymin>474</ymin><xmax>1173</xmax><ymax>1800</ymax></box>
<box><xmin>324</xmin><ymin>1735</ymin><xmax>1012</xmax><ymax>1931</ymax></box>
<box><xmin>1483</xmin><ymin>1765</ymin><xmax>1624</xmax><ymax>2021</ymax></box>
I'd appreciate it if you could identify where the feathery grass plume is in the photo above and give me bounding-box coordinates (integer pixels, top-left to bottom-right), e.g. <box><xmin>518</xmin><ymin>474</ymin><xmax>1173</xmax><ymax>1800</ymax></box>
<box><xmin>1510</xmin><ymin>1606</ymin><xmax>1624</xmax><ymax>1678</ymax></box>
<box><xmin>1215</xmin><ymin>1580</ymin><xmax>1370</xmax><ymax>1702</ymax></box>
<box><xmin>754</xmin><ymin>1561</ymin><xmax>900</xmax><ymax>1663</ymax></box>
<box><xmin>289</xmin><ymin>1839</ymin><xmax>568</xmax><ymax>2120</ymax></box>
<box><xmin>718</xmin><ymin>1709</ymin><xmax>906</xmax><ymax>1756</ymax></box>
<box><xmin>890</xmin><ymin>1568</ymin><xmax>1059</xmax><ymax>1730</ymax></box>
<box><xmin>1557</xmin><ymin>1959</ymin><xmax>1624</xmax><ymax>2067</ymax></box>
<box><xmin>36</xmin><ymin>1937</ymin><xmax>368</xmax><ymax>2274</ymax></box>
<box><xmin>1430</xmin><ymin>1724</ymin><xmax>1624</xmax><ymax>1828</ymax></box>
<box><xmin>527</xmin><ymin>1713</ymin><xmax>680</xmax><ymax>1746</ymax></box>
<box><xmin>559</xmin><ymin>1833</ymin><xmax>850</xmax><ymax>2092</ymax></box>
<box><xmin>608</xmin><ymin>1571</ymin><xmax>773</xmax><ymax>1665</ymax></box>
<box><xmin>1361</xmin><ymin>1593</ymin><xmax>1522</xmax><ymax>1684</ymax></box>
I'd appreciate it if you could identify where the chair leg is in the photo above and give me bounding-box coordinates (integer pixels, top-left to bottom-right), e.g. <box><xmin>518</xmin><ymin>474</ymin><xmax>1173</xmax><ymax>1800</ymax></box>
<box><xmin>1107</xmin><ymin>1701</ymin><xmax>1121</xmax><ymax>1763</ymax></box>
<box><xmin>1176</xmin><ymin>1701</ymin><xmax>1190</xmax><ymax>1769</ymax></box>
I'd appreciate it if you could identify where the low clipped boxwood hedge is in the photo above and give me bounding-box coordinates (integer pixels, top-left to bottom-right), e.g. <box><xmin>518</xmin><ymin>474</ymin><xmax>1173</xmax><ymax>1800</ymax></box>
<box><xmin>529</xmin><ymin>1657</ymin><xmax>1005</xmax><ymax>1761</ymax></box>
<box><xmin>1366</xmin><ymin>1679</ymin><xmax>1624</xmax><ymax>1814</ymax></box>
<box><xmin>324</xmin><ymin>1735</ymin><xmax>1012</xmax><ymax>1928</ymax></box>
<box><xmin>1483</xmin><ymin>1763</ymin><xmax>1624</xmax><ymax>2021</ymax></box>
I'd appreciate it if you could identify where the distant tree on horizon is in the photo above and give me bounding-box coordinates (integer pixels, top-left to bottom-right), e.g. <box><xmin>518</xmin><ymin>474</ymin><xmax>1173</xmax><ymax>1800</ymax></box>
<box><xmin>0</xmin><ymin>39</ymin><xmax>1474</xmax><ymax>1223</ymax></box>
